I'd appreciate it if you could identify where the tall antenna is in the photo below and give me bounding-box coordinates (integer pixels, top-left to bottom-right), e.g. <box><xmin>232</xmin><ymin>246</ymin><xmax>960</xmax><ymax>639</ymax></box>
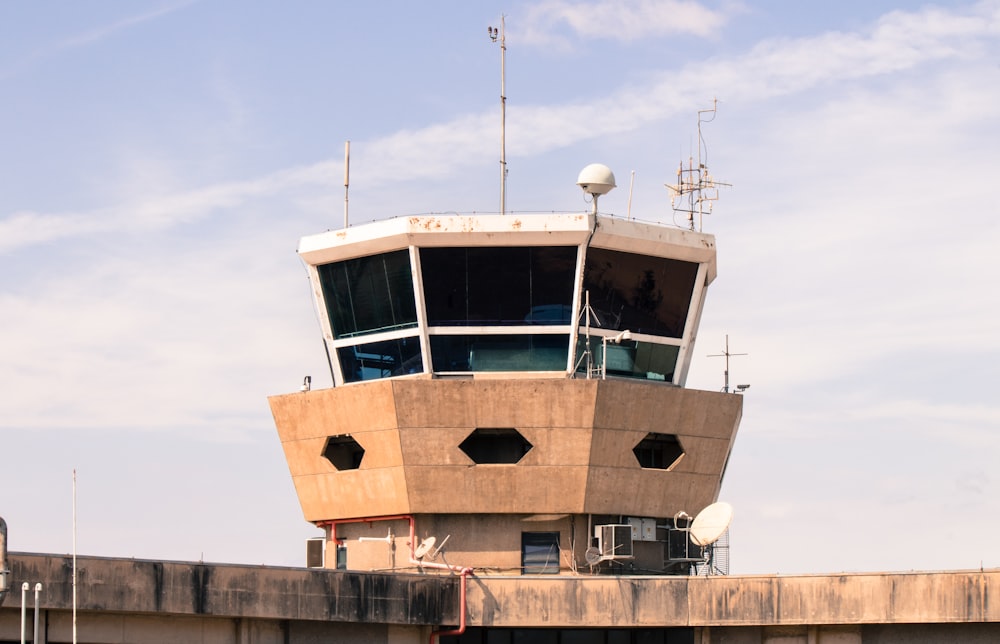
<box><xmin>707</xmin><ymin>334</ymin><xmax>748</xmax><ymax>393</ymax></box>
<box><xmin>72</xmin><ymin>468</ymin><xmax>77</xmax><ymax>644</ymax></box>
<box><xmin>489</xmin><ymin>16</ymin><xmax>507</xmax><ymax>215</ymax></box>
<box><xmin>343</xmin><ymin>140</ymin><xmax>350</xmax><ymax>229</ymax></box>
<box><xmin>666</xmin><ymin>99</ymin><xmax>730</xmax><ymax>231</ymax></box>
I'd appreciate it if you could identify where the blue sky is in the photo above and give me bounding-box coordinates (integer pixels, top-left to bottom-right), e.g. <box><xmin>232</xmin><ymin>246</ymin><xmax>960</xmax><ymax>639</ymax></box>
<box><xmin>2</xmin><ymin>0</ymin><xmax>998</xmax><ymax>574</ymax></box>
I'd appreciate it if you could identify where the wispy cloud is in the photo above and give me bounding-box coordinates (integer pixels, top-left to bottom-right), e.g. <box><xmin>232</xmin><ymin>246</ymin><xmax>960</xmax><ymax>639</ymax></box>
<box><xmin>516</xmin><ymin>0</ymin><xmax>733</xmax><ymax>47</ymax></box>
<box><xmin>1</xmin><ymin>3</ymin><xmax>995</xmax><ymax>255</ymax></box>
<box><xmin>1</xmin><ymin>0</ymin><xmax>199</xmax><ymax>80</ymax></box>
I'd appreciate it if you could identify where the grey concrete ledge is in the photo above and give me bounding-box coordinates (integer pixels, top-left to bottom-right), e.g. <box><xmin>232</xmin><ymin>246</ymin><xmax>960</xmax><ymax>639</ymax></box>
<box><xmin>6</xmin><ymin>553</ymin><xmax>457</xmax><ymax>625</ymax></box>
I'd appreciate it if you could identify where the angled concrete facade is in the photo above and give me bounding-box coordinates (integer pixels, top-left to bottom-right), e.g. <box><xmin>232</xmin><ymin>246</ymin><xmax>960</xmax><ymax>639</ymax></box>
<box><xmin>270</xmin><ymin>378</ymin><xmax>742</xmax><ymax>522</ymax></box>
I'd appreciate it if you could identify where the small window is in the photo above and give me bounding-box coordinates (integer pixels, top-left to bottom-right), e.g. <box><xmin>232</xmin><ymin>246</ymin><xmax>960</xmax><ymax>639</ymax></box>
<box><xmin>522</xmin><ymin>532</ymin><xmax>560</xmax><ymax>574</ymax></box>
<box><xmin>632</xmin><ymin>433</ymin><xmax>684</xmax><ymax>470</ymax></box>
<box><xmin>323</xmin><ymin>435</ymin><xmax>365</xmax><ymax>470</ymax></box>
<box><xmin>335</xmin><ymin>544</ymin><xmax>347</xmax><ymax>570</ymax></box>
<box><xmin>460</xmin><ymin>428</ymin><xmax>532</xmax><ymax>464</ymax></box>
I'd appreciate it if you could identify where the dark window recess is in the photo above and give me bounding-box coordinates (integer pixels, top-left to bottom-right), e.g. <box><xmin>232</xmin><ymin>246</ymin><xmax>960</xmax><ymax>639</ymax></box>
<box><xmin>421</xmin><ymin>246</ymin><xmax>577</xmax><ymax>326</ymax></box>
<box><xmin>306</xmin><ymin>538</ymin><xmax>324</xmax><ymax>568</ymax></box>
<box><xmin>337</xmin><ymin>335</ymin><xmax>423</xmax><ymax>383</ymax></box>
<box><xmin>323</xmin><ymin>435</ymin><xmax>365</xmax><ymax>470</ymax></box>
<box><xmin>521</xmin><ymin>532</ymin><xmax>560</xmax><ymax>574</ymax></box>
<box><xmin>632</xmin><ymin>433</ymin><xmax>685</xmax><ymax>470</ymax></box>
<box><xmin>459</xmin><ymin>428</ymin><xmax>533</xmax><ymax>464</ymax></box>
<box><xmin>582</xmin><ymin>247</ymin><xmax>699</xmax><ymax>338</ymax></box>
<box><xmin>318</xmin><ymin>249</ymin><xmax>418</xmax><ymax>339</ymax></box>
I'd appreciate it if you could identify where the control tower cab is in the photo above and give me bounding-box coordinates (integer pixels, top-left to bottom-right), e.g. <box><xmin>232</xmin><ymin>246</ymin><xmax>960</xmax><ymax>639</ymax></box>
<box><xmin>269</xmin><ymin>208</ymin><xmax>741</xmax><ymax>576</ymax></box>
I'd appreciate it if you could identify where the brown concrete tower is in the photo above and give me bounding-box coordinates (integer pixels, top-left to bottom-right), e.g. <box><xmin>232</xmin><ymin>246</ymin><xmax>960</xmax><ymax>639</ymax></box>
<box><xmin>269</xmin><ymin>204</ymin><xmax>742</xmax><ymax>576</ymax></box>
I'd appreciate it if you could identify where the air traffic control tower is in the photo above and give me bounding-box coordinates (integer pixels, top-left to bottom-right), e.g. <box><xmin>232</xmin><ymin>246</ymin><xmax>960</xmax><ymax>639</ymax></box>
<box><xmin>269</xmin><ymin>178</ymin><xmax>742</xmax><ymax>576</ymax></box>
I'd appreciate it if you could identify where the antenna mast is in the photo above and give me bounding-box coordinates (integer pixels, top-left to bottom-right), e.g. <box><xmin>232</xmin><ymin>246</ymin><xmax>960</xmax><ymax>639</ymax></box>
<box><xmin>666</xmin><ymin>99</ymin><xmax>730</xmax><ymax>231</ymax></box>
<box><xmin>343</xmin><ymin>140</ymin><xmax>350</xmax><ymax>229</ymax></box>
<box><xmin>707</xmin><ymin>334</ymin><xmax>748</xmax><ymax>393</ymax></box>
<box><xmin>489</xmin><ymin>17</ymin><xmax>507</xmax><ymax>215</ymax></box>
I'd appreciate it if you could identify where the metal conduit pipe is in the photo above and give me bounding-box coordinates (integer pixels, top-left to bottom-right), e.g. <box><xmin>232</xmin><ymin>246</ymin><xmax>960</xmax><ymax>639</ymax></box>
<box><xmin>429</xmin><ymin>567</ymin><xmax>472</xmax><ymax>644</ymax></box>
<box><xmin>0</xmin><ymin>516</ymin><xmax>9</xmax><ymax>606</ymax></box>
<box><xmin>315</xmin><ymin>515</ymin><xmax>475</xmax><ymax>643</ymax></box>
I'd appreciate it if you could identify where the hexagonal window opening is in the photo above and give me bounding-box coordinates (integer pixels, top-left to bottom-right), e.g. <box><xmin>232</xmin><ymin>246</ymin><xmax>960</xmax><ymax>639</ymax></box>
<box><xmin>323</xmin><ymin>434</ymin><xmax>365</xmax><ymax>470</ymax></box>
<box><xmin>460</xmin><ymin>428</ymin><xmax>533</xmax><ymax>464</ymax></box>
<box><xmin>633</xmin><ymin>432</ymin><xmax>685</xmax><ymax>470</ymax></box>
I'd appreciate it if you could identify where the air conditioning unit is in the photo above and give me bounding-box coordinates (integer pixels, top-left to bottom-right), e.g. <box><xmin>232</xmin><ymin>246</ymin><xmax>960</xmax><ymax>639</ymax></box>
<box><xmin>595</xmin><ymin>524</ymin><xmax>634</xmax><ymax>560</ymax></box>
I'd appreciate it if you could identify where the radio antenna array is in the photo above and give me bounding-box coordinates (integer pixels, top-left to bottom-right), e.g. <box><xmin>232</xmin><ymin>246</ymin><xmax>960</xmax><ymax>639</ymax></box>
<box><xmin>666</xmin><ymin>99</ymin><xmax>730</xmax><ymax>231</ymax></box>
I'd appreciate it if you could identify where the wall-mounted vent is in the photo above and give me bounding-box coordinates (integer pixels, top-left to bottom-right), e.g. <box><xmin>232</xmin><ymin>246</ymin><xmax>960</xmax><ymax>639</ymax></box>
<box><xmin>460</xmin><ymin>428</ymin><xmax>533</xmax><ymax>464</ymax></box>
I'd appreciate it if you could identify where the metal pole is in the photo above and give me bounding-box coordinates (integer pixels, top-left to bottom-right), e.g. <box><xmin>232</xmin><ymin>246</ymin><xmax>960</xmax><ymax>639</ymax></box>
<box><xmin>343</xmin><ymin>140</ymin><xmax>350</xmax><ymax>229</ymax></box>
<box><xmin>585</xmin><ymin>291</ymin><xmax>592</xmax><ymax>378</ymax></box>
<box><xmin>33</xmin><ymin>583</ymin><xmax>41</xmax><ymax>644</ymax></box>
<box><xmin>72</xmin><ymin>469</ymin><xmax>77</xmax><ymax>644</ymax></box>
<box><xmin>0</xmin><ymin>516</ymin><xmax>9</xmax><ymax>606</ymax></box>
<box><xmin>500</xmin><ymin>15</ymin><xmax>507</xmax><ymax>215</ymax></box>
<box><xmin>601</xmin><ymin>336</ymin><xmax>608</xmax><ymax>380</ymax></box>
<box><xmin>21</xmin><ymin>582</ymin><xmax>28</xmax><ymax>644</ymax></box>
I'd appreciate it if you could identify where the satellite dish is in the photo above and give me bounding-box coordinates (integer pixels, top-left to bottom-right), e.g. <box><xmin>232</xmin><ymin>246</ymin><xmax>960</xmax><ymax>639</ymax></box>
<box><xmin>414</xmin><ymin>536</ymin><xmax>436</xmax><ymax>559</ymax></box>
<box><xmin>584</xmin><ymin>547</ymin><xmax>602</xmax><ymax>565</ymax></box>
<box><xmin>689</xmin><ymin>501</ymin><xmax>734</xmax><ymax>547</ymax></box>
<box><xmin>576</xmin><ymin>163</ymin><xmax>617</xmax><ymax>196</ymax></box>
<box><xmin>577</xmin><ymin>164</ymin><xmax>617</xmax><ymax>215</ymax></box>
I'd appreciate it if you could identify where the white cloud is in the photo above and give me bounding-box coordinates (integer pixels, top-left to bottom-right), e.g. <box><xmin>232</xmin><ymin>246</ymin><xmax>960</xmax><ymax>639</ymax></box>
<box><xmin>516</xmin><ymin>0</ymin><xmax>733</xmax><ymax>48</ymax></box>
<box><xmin>4</xmin><ymin>3</ymin><xmax>994</xmax><ymax>255</ymax></box>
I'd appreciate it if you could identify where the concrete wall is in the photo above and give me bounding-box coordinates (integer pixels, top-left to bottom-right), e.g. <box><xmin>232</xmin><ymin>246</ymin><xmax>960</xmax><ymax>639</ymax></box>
<box><xmin>270</xmin><ymin>379</ymin><xmax>742</xmax><ymax>523</ymax></box>
<box><xmin>3</xmin><ymin>554</ymin><xmax>999</xmax><ymax>644</ymax></box>
<box><xmin>465</xmin><ymin>570</ymin><xmax>1000</xmax><ymax>627</ymax></box>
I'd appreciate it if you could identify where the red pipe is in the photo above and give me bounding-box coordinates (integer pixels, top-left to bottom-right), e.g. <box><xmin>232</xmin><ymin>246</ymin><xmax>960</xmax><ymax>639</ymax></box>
<box><xmin>317</xmin><ymin>514</ymin><xmax>415</xmax><ymax>546</ymax></box>
<box><xmin>314</xmin><ymin>515</ymin><xmax>473</xmax><ymax>643</ymax></box>
<box><xmin>429</xmin><ymin>567</ymin><xmax>471</xmax><ymax>644</ymax></box>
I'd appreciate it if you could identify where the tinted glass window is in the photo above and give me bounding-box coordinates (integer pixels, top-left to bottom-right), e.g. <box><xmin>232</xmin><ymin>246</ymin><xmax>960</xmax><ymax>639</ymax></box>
<box><xmin>318</xmin><ymin>250</ymin><xmax>417</xmax><ymax>339</ymax></box>
<box><xmin>575</xmin><ymin>337</ymin><xmax>679</xmax><ymax>382</ymax></box>
<box><xmin>582</xmin><ymin>248</ymin><xmax>698</xmax><ymax>338</ymax></box>
<box><xmin>337</xmin><ymin>336</ymin><xmax>422</xmax><ymax>383</ymax></box>
<box><xmin>430</xmin><ymin>334</ymin><xmax>569</xmax><ymax>372</ymax></box>
<box><xmin>421</xmin><ymin>247</ymin><xmax>577</xmax><ymax>326</ymax></box>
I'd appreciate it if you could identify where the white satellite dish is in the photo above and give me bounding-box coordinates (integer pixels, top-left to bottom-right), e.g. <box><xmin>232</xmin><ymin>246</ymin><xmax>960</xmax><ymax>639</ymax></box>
<box><xmin>577</xmin><ymin>163</ymin><xmax>616</xmax><ymax>214</ymax></box>
<box><xmin>689</xmin><ymin>501</ymin><xmax>734</xmax><ymax>547</ymax></box>
<box><xmin>584</xmin><ymin>547</ymin><xmax>602</xmax><ymax>566</ymax></box>
<box><xmin>577</xmin><ymin>163</ymin><xmax>616</xmax><ymax>196</ymax></box>
<box><xmin>414</xmin><ymin>536</ymin><xmax>436</xmax><ymax>559</ymax></box>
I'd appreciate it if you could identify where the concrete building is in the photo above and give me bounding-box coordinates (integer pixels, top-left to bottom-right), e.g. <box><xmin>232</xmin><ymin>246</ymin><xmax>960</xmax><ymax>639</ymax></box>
<box><xmin>272</xmin><ymin>211</ymin><xmax>740</xmax><ymax>579</ymax></box>
<box><xmin>3</xmin><ymin>176</ymin><xmax>998</xmax><ymax>643</ymax></box>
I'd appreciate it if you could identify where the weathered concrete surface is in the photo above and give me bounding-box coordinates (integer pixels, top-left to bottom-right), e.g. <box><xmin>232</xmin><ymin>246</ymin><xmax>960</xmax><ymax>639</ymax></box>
<box><xmin>3</xmin><ymin>555</ymin><xmax>1000</xmax><ymax>643</ymax></box>
<box><xmin>464</xmin><ymin>570</ymin><xmax>1000</xmax><ymax>627</ymax></box>
<box><xmin>270</xmin><ymin>378</ymin><xmax>742</xmax><ymax>522</ymax></box>
<box><xmin>3</xmin><ymin>553</ymin><xmax>456</xmax><ymax>624</ymax></box>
